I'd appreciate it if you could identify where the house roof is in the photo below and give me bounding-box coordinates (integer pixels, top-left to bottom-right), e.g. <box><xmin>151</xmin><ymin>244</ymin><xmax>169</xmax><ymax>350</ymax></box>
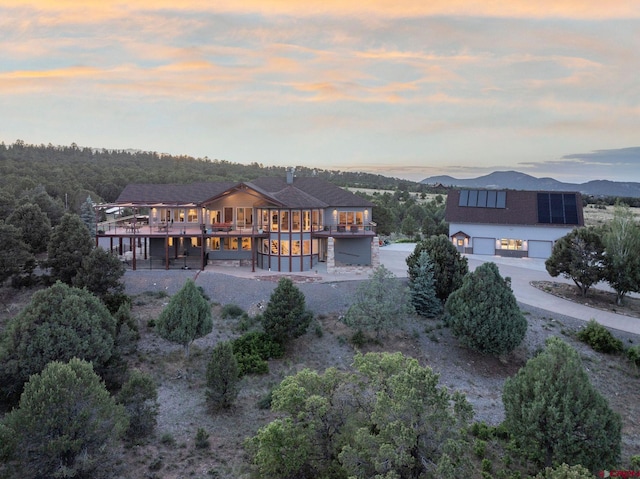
<box><xmin>445</xmin><ymin>189</ymin><xmax>584</xmax><ymax>226</ymax></box>
<box><xmin>115</xmin><ymin>176</ymin><xmax>373</xmax><ymax>209</ymax></box>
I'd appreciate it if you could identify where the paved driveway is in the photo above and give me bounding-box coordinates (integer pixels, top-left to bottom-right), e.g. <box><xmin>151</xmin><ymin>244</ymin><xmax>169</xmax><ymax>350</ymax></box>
<box><xmin>379</xmin><ymin>243</ymin><xmax>640</xmax><ymax>336</ymax></box>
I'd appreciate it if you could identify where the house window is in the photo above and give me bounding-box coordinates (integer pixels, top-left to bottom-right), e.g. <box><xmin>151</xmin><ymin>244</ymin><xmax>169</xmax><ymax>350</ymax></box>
<box><xmin>292</xmin><ymin>211</ymin><xmax>301</xmax><ymax>232</ymax></box>
<box><xmin>303</xmin><ymin>240</ymin><xmax>310</xmax><ymax>255</ymax></box>
<box><xmin>242</xmin><ymin>237</ymin><xmax>251</xmax><ymax>251</ymax></box>
<box><xmin>280</xmin><ymin>210</ymin><xmax>289</xmax><ymax>232</ymax></box>
<box><xmin>224</xmin><ymin>207</ymin><xmax>233</xmax><ymax>224</ymax></box>
<box><xmin>209</xmin><ymin>210</ymin><xmax>221</xmax><ymax>224</ymax></box>
<box><xmin>271</xmin><ymin>211</ymin><xmax>278</xmax><ymax>232</ymax></box>
<box><xmin>208</xmin><ymin>238</ymin><xmax>220</xmax><ymax>250</ymax></box>
<box><xmin>292</xmin><ymin>240</ymin><xmax>301</xmax><ymax>255</ymax></box>
<box><xmin>187</xmin><ymin>209</ymin><xmax>198</xmax><ymax>222</ymax></box>
<box><xmin>178</xmin><ymin>210</ymin><xmax>185</xmax><ymax>222</ymax></box>
<box><xmin>236</xmin><ymin>207</ymin><xmax>253</xmax><ymax>228</ymax></box>
<box><xmin>457</xmin><ymin>238</ymin><xmax>464</xmax><ymax>246</ymax></box>
<box><xmin>224</xmin><ymin>237</ymin><xmax>238</xmax><ymax>250</ymax></box>
<box><xmin>312</xmin><ymin>210</ymin><xmax>320</xmax><ymax>230</ymax></box>
<box><xmin>499</xmin><ymin>239</ymin><xmax>524</xmax><ymax>250</ymax></box>
<box><xmin>271</xmin><ymin>240</ymin><xmax>279</xmax><ymax>254</ymax></box>
<box><xmin>303</xmin><ymin>211</ymin><xmax>311</xmax><ymax>231</ymax></box>
<box><xmin>280</xmin><ymin>240</ymin><xmax>289</xmax><ymax>255</ymax></box>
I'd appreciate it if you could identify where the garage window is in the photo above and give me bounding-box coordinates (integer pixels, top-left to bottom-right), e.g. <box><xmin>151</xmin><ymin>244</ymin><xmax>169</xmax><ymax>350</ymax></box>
<box><xmin>499</xmin><ymin>239</ymin><xmax>524</xmax><ymax>250</ymax></box>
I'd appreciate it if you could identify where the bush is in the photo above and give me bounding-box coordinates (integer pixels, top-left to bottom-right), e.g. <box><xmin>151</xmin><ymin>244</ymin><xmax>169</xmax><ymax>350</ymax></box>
<box><xmin>262</xmin><ymin>277</ymin><xmax>313</xmax><ymax>346</ymax></box>
<box><xmin>445</xmin><ymin>262</ymin><xmax>527</xmax><ymax>356</ymax></box>
<box><xmin>232</xmin><ymin>332</ymin><xmax>284</xmax><ymax>376</ymax></box>
<box><xmin>117</xmin><ymin>370</ymin><xmax>159</xmax><ymax>441</ymax></box>
<box><xmin>533</xmin><ymin>463</ymin><xmax>594</xmax><ymax>479</ymax></box>
<box><xmin>628</xmin><ymin>346</ymin><xmax>640</xmax><ymax>366</ymax></box>
<box><xmin>221</xmin><ymin>303</ymin><xmax>245</xmax><ymax>319</ymax></box>
<box><xmin>195</xmin><ymin>428</ymin><xmax>210</xmax><ymax>449</ymax></box>
<box><xmin>503</xmin><ymin>337</ymin><xmax>621</xmax><ymax>470</ymax></box>
<box><xmin>576</xmin><ymin>319</ymin><xmax>623</xmax><ymax>354</ymax></box>
<box><xmin>1</xmin><ymin>359</ymin><xmax>128</xmax><ymax>478</ymax></box>
<box><xmin>206</xmin><ymin>341</ymin><xmax>240</xmax><ymax>410</ymax></box>
<box><xmin>0</xmin><ymin>282</ymin><xmax>117</xmax><ymax>404</ymax></box>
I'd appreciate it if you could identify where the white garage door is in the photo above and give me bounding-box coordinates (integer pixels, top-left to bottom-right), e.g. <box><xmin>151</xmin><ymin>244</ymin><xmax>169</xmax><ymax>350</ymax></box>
<box><xmin>473</xmin><ymin>238</ymin><xmax>495</xmax><ymax>255</ymax></box>
<box><xmin>528</xmin><ymin>240</ymin><xmax>552</xmax><ymax>259</ymax></box>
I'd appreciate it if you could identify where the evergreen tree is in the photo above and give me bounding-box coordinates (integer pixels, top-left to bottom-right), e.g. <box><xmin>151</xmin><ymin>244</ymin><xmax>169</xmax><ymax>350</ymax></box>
<box><xmin>406</xmin><ymin>235</ymin><xmax>468</xmax><ymax>302</ymax></box>
<box><xmin>1</xmin><ymin>359</ymin><xmax>128</xmax><ymax>479</ymax></box>
<box><xmin>80</xmin><ymin>195</ymin><xmax>96</xmax><ymax>237</ymax></box>
<box><xmin>0</xmin><ymin>282</ymin><xmax>117</xmax><ymax>404</ymax></box>
<box><xmin>533</xmin><ymin>463</ymin><xmax>595</xmax><ymax>479</ymax></box>
<box><xmin>7</xmin><ymin>202</ymin><xmax>51</xmax><ymax>253</ymax></box>
<box><xmin>409</xmin><ymin>251</ymin><xmax>443</xmax><ymax>317</ymax></box>
<box><xmin>206</xmin><ymin>341</ymin><xmax>240</xmax><ymax>411</ymax></box>
<box><xmin>247</xmin><ymin>352</ymin><xmax>473</xmax><ymax>479</ymax></box>
<box><xmin>400</xmin><ymin>215</ymin><xmax>418</xmax><ymax>237</ymax></box>
<box><xmin>20</xmin><ymin>184</ymin><xmax>65</xmax><ymax>226</ymax></box>
<box><xmin>445</xmin><ymin>262</ymin><xmax>526</xmax><ymax>356</ymax></box>
<box><xmin>46</xmin><ymin>212</ymin><xmax>93</xmax><ymax>284</ymax></box>
<box><xmin>156</xmin><ymin>278</ymin><xmax>212</xmax><ymax>358</ymax></box>
<box><xmin>262</xmin><ymin>277</ymin><xmax>313</xmax><ymax>347</ymax></box>
<box><xmin>503</xmin><ymin>337</ymin><xmax>621</xmax><ymax>470</ymax></box>
<box><xmin>117</xmin><ymin>369</ymin><xmax>159</xmax><ymax>441</ymax></box>
<box><xmin>0</xmin><ymin>221</ymin><xmax>35</xmax><ymax>285</ymax></box>
<box><xmin>343</xmin><ymin>265</ymin><xmax>414</xmax><ymax>339</ymax></box>
<box><xmin>602</xmin><ymin>203</ymin><xmax>640</xmax><ymax>305</ymax></box>
<box><xmin>545</xmin><ymin>226</ymin><xmax>606</xmax><ymax>297</ymax></box>
<box><xmin>73</xmin><ymin>246</ymin><xmax>126</xmax><ymax>302</ymax></box>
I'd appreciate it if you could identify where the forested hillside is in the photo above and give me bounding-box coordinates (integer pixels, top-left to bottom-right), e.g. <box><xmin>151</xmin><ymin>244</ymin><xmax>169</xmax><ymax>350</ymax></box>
<box><xmin>0</xmin><ymin>140</ymin><xmax>418</xmax><ymax>210</ymax></box>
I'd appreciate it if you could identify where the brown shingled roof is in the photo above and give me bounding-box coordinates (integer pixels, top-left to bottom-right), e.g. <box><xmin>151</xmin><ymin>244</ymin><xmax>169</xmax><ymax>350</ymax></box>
<box><xmin>445</xmin><ymin>189</ymin><xmax>584</xmax><ymax>226</ymax></box>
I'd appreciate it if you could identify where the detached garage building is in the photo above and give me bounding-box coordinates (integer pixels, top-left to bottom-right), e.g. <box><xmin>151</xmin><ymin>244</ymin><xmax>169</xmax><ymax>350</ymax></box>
<box><xmin>445</xmin><ymin>189</ymin><xmax>584</xmax><ymax>259</ymax></box>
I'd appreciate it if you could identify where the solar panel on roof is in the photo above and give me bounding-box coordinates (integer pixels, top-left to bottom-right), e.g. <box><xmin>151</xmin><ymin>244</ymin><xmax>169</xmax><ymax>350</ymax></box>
<box><xmin>459</xmin><ymin>190</ymin><xmax>469</xmax><ymax>206</ymax></box>
<box><xmin>537</xmin><ymin>192</ymin><xmax>579</xmax><ymax>224</ymax></box>
<box><xmin>458</xmin><ymin>190</ymin><xmax>506</xmax><ymax>208</ymax></box>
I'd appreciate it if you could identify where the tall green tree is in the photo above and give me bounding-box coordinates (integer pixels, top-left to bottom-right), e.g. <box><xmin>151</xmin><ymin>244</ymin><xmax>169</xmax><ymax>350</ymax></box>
<box><xmin>73</xmin><ymin>246</ymin><xmax>126</xmax><ymax>301</ymax></box>
<box><xmin>156</xmin><ymin>278</ymin><xmax>212</xmax><ymax>358</ymax></box>
<box><xmin>206</xmin><ymin>341</ymin><xmax>240</xmax><ymax>411</ymax></box>
<box><xmin>503</xmin><ymin>337</ymin><xmax>621</xmax><ymax>470</ymax></box>
<box><xmin>1</xmin><ymin>358</ymin><xmax>128</xmax><ymax>479</ymax></box>
<box><xmin>344</xmin><ymin>265</ymin><xmax>414</xmax><ymax>339</ymax></box>
<box><xmin>545</xmin><ymin>226</ymin><xmax>605</xmax><ymax>297</ymax></box>
<box><xmin>247</xmin><ymin>352</ymin><xmax>472</xmax><ymax>479</ymax></box>
<box><xmin>0</xmin><ymin>282</ymin><xmax>117</xmax><ymax>404</ymax></box>
<box><xmin>409</xmin><ymin>251</ymin><xmax>443</xmax><ymax>317</ymax></box>
<box><xmin>80</xmin><ymin>195</ymin><xmax>96</xmax><ymax>237</ymax></box>
<box><xmin>46</xmin><ymin>212</ymin><xmax>93</xmax><ymax>284</ymax></box>
<box><xmin>261</xmin><ymin>277</ymin><xmax>313</xmax><ymax>347</ymax></box>
<box><xmin>406</xmin><ymin>235</ymin><xmax>469</xmax><ymax>302</ymax></box>
<box><xmin>602</xmin><ymin>203</ymin><xmax>640</xmax><ymax>305</ymax></box>
<box><xmin>445</xmin><ymin>262</ymin><xmax>527</xmax><ymax>356</ymax></box>
<box><xmin>7</xmin><ymin>203</ymin><xmax>51</xmax><ymax>253</ymax></box>
<box><xmin>20</xmin><ymin>184</ymin><xmax>65</xmax><ymax>226</ymax></box>
<box><xmin>0</xmin><ymin>221</ymin><xmax>35</xmax><ymax>285</ymax></box>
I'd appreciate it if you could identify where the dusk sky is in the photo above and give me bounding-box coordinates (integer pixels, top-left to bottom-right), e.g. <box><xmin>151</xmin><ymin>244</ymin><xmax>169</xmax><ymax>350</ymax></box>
<box><xmin>1</xmin><ymin>1</ymin><xmax>639</xmax><ymax>183</ymax></box>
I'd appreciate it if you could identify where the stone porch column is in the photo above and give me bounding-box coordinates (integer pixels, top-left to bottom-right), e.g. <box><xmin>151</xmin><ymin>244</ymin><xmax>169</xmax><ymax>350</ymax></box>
<box><xmin>371</xmin><ymin>236</ymin><xmax>380</xmax><ymax>268</ymax></box>
<box><xmin>327</xmin><ymin>237</ymin><xmax>335</xmax><ymax>274</ymax></box>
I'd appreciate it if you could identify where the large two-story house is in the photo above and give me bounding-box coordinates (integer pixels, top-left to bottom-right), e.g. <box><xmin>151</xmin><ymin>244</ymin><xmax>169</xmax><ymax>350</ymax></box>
<box><xmin>99</xmin><ymin>170</ymin><xmax>377</xmax><ymax>272</ymax></box>
<box><xmin>445</xmin><ymin>189</ymin><xmax>584</xmax><ymax>259</ymax></box>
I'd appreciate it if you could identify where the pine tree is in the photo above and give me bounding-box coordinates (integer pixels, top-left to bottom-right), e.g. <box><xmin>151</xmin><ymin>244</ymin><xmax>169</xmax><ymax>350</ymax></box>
<box><xmin>117</xmin><ymin>369</ymin><xmax>158</xmax><ymax>441</ymax></box>
<box><xmin>406</xmin><ymin>235</ymin><xmax>468</xmax><ymax>302</ymax></box>
<box><xmin>262</xmin><ymin>277</ymin><xmax>312</xmax><ymax>347</ymax></box>
<box><xmin>0</xmin><ymin>282</ymin><xmax>117</xmax><ymax>404</ymax></box>
<box><xmin>46</xmin><ymin>212</ymin><xmax>93</xmax><ymax>284</ymax></box>
<box><xmin>343</xmin><ymin>265</ymin><xmax>414</xmax><ymax>339</ymax></box>
<box><xmin>206</xmin><ymin>341</ymin><xmax>240</xmax><ymax>411</ymax></box>
<box><xmin>7</xmin><ymin>202</ymin><xmax>51</xmax><ymax>253</ymax></box>
<box><xmin>156</xmin><ymin>278</ymin><xmax>212</xmax><ymax>358</ymax></box>
<box><xmin>503</xmin><ymin>337</ymin><xmax>621</xmax><ymax>470</ymax></box>
<box><xmin>80</xmin><ymin>195</ymin><xmax>96</xmax><ymax>237</ymax></box>
<box><xmin>409</xmin><ymin>251</ymin><xmax>442</xmax><ymax>317</ymax></box>
<box><xmin>445</xmin><ymin>262</ymin><xmax>526</xmax><ymax>356</ymax></box>
<box><xmin>1</xmin><ymin>359</ymin><xmax>128</xmax><ymax>478</ymax></box>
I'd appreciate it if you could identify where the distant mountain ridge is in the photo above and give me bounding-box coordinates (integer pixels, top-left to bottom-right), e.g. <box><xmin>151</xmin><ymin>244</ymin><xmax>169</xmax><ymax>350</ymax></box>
<box><xmin>421</xmin><ymin>171</ymin><xmax>640</xmax><ymax>198</ymax></box>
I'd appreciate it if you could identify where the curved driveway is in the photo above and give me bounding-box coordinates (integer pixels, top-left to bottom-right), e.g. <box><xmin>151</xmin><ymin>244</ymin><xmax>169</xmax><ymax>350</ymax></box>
<box><xmin>378</xmin><ymin>244</ymin><xmax>640</xmax><ymax>336</ymax></box>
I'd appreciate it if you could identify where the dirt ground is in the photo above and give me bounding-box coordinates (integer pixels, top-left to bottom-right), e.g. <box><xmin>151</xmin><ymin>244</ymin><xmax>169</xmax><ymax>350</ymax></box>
<box><xmin>1</xmin><ymin>282</ymin><xmax>639</xmax><ymax>478</ymax></box>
